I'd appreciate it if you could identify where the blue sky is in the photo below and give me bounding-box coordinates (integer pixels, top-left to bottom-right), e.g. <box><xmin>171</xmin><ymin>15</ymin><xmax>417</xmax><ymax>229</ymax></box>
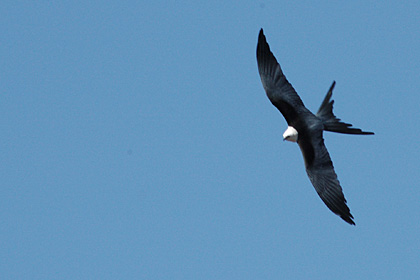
<box><xmin>1</xmin><ymin>1</ymin><xmax>420</xmax><ymax>279</ymax></box>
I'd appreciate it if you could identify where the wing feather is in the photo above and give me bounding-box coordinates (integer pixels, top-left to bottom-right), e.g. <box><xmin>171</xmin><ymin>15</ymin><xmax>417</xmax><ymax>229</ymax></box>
<box><xmin>300</xmin><ymin>134</ymin><xmax>355</xmax><ymax>225</ymax></box>
<box><xmin>256</xmin><ymin>29</ymin><xmax>306</xmax><ymax>125</ymax></box>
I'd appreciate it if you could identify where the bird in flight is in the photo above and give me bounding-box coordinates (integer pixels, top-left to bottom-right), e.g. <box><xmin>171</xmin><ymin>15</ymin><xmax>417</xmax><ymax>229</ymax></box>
<box><xmin>256</xmin><ymin>29</ymin><xmax>374</xmax><ymax>225</ymax></box>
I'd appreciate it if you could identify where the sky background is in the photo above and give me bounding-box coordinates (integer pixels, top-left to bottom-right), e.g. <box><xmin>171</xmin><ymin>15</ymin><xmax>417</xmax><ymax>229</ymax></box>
<box><xmin>1</xmin><ymin>1</ymin><xmax>420</xmax><ymax>279</ymax></box>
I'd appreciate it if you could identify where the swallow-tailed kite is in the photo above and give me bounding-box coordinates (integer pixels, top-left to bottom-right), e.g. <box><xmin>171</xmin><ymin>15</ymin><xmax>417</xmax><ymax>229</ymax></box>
<box><xmin>256</xmin><ymin>29</ymin><xmax>374</xmax><ymax>225</ymax></box>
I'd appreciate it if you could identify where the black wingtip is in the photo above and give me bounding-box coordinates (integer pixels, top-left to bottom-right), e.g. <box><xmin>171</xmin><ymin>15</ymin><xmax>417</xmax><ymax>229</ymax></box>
<box><xmin>257</xmin><ymin>28</ymin><xmax>267</xmax><ymax>48</ymax></box>
<box><xmin>257</xmin><ymin>28</ymin><xmax>279</xmax><ymax>67</ymax></box>
<box><xmin>330</xmin><ymin>80</ymin><xmax>336</xmax><ymax>91</ymax></box>
<box><xmin>342</xmin><ymin>214</ymin><xmax>356</xmax><ymax>226</ymax></box>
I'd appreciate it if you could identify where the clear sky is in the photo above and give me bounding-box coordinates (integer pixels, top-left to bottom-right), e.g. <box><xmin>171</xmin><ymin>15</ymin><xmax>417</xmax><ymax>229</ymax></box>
<box><xmin>1</xmin><ymin>1</ymin><xmax>420</xmax><ymax>279</ymax></box>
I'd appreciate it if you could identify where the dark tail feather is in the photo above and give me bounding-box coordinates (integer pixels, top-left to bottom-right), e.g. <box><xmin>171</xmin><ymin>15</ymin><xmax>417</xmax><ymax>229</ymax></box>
<box><xmin>316</xmin><ymin>81</ymin><xmax>374</xmax><ymax>135</ymax></box>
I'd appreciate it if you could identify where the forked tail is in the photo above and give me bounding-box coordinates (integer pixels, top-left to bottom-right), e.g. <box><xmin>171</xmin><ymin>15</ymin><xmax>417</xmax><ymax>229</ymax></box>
<box><xmin>316</xmin><ymin>81</ymin><xmax>374</xmax><ymax>135</ymax></box>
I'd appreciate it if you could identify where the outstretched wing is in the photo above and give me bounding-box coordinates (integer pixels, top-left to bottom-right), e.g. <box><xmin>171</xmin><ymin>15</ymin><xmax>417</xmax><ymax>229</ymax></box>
<box><xmin>298</xmin><ymin>131</ymin><xmax>355</xmax><ymax>225</ymax></box>
<box><xmin>256</xmin><ymin>29</ymin><xmax>306</xmax><ymax>126</ymax></box>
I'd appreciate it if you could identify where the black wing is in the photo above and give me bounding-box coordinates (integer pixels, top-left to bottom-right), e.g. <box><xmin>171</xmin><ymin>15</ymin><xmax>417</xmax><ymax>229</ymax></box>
<box><xmin>299</xmin><ymin>132</ymin><xmax>355</xmax><ymax>225</ymax></box>
<box><xmin>256</xmin><ymin>29</ymin><xmax>307</xmax><ymax>126</ymax></box>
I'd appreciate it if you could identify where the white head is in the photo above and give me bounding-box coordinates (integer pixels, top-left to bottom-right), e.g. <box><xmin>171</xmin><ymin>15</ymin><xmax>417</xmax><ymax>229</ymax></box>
<box><xmin>283</xmin><ymin>126</ymin><xmax>298</xmax><ymax>142</ymax></box>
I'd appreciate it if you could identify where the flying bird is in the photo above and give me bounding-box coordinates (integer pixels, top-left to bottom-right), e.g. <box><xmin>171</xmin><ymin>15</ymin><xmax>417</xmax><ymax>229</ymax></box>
<box><xmin>256</xmin><ymin>29</ymin><xmax>374</xmax><ymax>225</ymax></box>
